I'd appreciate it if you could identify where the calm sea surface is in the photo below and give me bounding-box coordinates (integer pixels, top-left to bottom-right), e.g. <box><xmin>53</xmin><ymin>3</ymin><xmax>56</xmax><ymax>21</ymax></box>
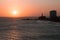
<box><xmin>0</xmin><ymin>19</ymin><xmax>60</xmax><ymax>40</ymax></box>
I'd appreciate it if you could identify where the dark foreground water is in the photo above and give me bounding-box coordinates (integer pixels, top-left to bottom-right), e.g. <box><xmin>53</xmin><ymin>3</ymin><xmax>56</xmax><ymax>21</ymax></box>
<box><xmin>0</xmin><ymin>19</ymin><xmax>60</xmax><ymax>40</ymax></box>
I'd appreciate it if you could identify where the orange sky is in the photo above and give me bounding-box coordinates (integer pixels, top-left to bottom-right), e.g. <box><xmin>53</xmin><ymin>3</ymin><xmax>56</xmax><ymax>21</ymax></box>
<box><xmin>0</xmin><ymin>0</ymin><xmax>60</xmax><ymax>17</ymax></box>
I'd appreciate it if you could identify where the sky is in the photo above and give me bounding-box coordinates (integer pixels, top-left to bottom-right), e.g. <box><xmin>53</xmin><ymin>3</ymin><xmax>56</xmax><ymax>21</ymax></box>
<box><xmin>0</xmin><ymin>0</ymin><xmax>60</xmax><ymax>17</ymax></box>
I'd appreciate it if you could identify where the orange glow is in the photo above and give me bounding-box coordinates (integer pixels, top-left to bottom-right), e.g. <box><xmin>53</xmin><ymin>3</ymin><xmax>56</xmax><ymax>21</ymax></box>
<box><xmin>10</xmin><ymin>10</ymin><xmax>19</xmax><ymax>17</ymax></box>
<box><xmin>0</xmin><ymin>0</ymin><xmax>60</xmax><ymax>17</ymax></box>
<box><xmin>12</xmin><ymin>10</ymin><xmax>17</xmax><ymax>15</ymax></box>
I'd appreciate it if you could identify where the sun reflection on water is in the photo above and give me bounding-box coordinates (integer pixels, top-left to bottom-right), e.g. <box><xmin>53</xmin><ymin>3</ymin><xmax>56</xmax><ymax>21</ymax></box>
<box><xmin>8</xmin><ymin>30</ymin><xmax>22</xmax><ymax>40</ymax></box>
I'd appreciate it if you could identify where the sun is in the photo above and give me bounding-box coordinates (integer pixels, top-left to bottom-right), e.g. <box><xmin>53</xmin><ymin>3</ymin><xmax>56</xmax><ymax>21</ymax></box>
<box><xmin>11</xmin><ymin>10</ymin><xmax>20</xmax><ymax>17</ymax></box>
<box><xmin>12</xmin><ymin>10</ymin><xmax>17</xmax><ymax>15</ymax></box>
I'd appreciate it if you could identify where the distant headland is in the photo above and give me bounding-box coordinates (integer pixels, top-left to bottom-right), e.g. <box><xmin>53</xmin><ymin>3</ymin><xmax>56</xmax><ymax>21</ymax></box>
<box><xmin>22</xmin><ymin>10</ymin><xmax>60</xmax><ymax>22</ymax></box>
<box><xmin>0</xmin><ymin>10</ymin><xmax>60</xmax><ymax>22</ymax></box>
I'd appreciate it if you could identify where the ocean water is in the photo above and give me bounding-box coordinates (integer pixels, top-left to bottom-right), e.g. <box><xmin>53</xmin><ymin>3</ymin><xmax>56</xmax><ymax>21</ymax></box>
<box><xmin>0</xmin><ymin>19</ymin><xmax>60</xmax><ymax>40</ymax></box>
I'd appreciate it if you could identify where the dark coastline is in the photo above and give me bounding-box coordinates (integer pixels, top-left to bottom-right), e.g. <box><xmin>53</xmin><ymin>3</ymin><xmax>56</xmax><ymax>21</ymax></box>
<box><xmin>0</xmin><ymin>17</ymin><xmax>60</xmax><ymax>23</ymax></box>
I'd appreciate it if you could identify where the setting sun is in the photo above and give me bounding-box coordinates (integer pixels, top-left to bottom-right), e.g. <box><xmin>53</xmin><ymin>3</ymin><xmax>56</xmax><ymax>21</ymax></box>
<box><xmin>12</xmin><ymin>10</ymin><xmax>17</xmax><ymax>15</ymax></box>
<box><xmin>11</xmin><ymin>10</ymin><xmax>20</xmax><ymax>17</ymax></box>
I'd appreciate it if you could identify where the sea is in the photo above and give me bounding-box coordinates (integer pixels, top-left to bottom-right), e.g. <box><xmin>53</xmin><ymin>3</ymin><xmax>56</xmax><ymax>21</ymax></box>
<box><xmin>0</xmin><ymin>18</ymin><xmax>60</xmax><ymax>40</ymax></box>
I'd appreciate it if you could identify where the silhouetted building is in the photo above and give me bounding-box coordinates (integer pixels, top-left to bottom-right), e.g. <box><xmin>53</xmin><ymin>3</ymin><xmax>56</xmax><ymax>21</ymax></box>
<box><xmin>39</xmin><ymin>13</ymin><xmax>46</xmax><ymax>20</ymax></box>
<box><xmin>50</xmin><ymin>10</ymin><xmax>57</xmax><ymax>18</ymax></box>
